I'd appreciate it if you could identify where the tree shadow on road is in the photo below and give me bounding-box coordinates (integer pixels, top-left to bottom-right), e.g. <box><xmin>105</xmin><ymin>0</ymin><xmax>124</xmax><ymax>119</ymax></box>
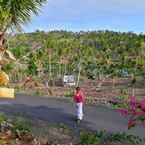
<box><xmin>0</xmin><ymin>104</ymin><xmax>94</xmax><ymax>131</ymax></box>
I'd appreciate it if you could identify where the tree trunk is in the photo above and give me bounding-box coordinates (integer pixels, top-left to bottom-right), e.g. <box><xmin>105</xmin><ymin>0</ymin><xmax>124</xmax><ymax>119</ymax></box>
<box><xmin>0</xmin><ymin>32</ymin><xmax>4</xmax><ymax>47</ymax></box>
<box><xmin>112</xmin><ymin>76</ymin><xmax>116</xmax><ymax>89</ymax></box>
<box><xmin>49</xmin><ymin>54</ymin><xmax>52</xmax><ymax>78</ymax></box>
<box><xmin>64</xmin><ymin>63</ymin><xmax>67</xmax><ymax>75</ymax></box>
<box><xmin>76</xmin><ymin>59</ymin><xmax>81</xmax><ymax>87</ymax></box>
<box><xmin>96</xmin><ymin>76</ymin><xmax>105</xmax><ymax>90</ymax></box>
<box><xmin>0</xmin><ymin>32</ymin><xmax>5</xmax><ymax>71</ymax></box>
<box><xmin>58</xmin><ymin>63</ymin><xmax>61</xmax><ymax>77</ymax></box>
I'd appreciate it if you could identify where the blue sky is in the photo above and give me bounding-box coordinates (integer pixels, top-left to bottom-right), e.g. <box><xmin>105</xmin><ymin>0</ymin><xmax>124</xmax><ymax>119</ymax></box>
<box><xmin>23</xmin><ymin>0</ymin><xmax>145</xmax><ymax>33</ymax></box>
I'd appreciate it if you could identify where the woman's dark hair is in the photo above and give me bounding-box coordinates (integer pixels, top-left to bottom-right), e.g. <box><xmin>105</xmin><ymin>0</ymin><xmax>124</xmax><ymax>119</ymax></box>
<box><xmin>76</xmin><ymin>87</ymin><xmax>80</xmax><ymax>91</ymax></box>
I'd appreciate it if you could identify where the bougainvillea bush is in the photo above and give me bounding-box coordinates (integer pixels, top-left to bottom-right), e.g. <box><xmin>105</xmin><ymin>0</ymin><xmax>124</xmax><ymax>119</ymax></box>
<box><xmin>117</xmin><ymin>96</ymin><xmax>145</xmax><ymax>129</ymax></box>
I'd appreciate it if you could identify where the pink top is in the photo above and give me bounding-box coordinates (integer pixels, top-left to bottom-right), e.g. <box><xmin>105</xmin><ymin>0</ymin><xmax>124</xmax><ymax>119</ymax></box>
<box><xmin>74</xmin><ymin>91</ymin><xmax>84</xmax><ymax>103</ymax></box>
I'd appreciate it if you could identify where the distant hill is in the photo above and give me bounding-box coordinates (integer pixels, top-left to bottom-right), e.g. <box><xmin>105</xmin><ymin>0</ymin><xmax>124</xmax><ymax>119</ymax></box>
<box><xmin>4</xmin><ymin>30</ymin><xmax>145</xmax><ymax>82</ymax></box>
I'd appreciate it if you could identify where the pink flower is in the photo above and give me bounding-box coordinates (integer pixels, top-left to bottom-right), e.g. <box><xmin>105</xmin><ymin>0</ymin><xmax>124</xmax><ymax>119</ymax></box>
<box><xmin>140</xmin><ymin>99</ymin><xmax>145</xmax><ymax>110</ymax></box>
<box><xmin>93</xmin><ymin>97</ymin><xmax>97</xmax><ymax>104</ymax></box>
<box><xmin>130</xmin><ymin>96</ymin><xmax>137</xmax><ymax>111</ymax></box>
<box><xmin>117</xmin><ymin>108</ymin><xmax>128</xmax><ymax>116</ymax></box>
<box><xmin>132</xmin><ymin>111</ymin><xmax>145</xmax><ymax>116</ymax></box>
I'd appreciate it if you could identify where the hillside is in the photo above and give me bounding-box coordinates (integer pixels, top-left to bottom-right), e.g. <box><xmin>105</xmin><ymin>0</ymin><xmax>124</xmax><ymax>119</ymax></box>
<box><xmin>3</xmin><ymin>30</ymin><xmax>145</xmax><ymax>99</ymax></box>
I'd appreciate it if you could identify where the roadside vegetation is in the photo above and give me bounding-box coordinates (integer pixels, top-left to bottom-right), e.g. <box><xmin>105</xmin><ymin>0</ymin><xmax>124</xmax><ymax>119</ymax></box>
<box><xmin>0</xmin><ymin>113</ymin><xmax>144</xmax><ymax>145</ymax></box>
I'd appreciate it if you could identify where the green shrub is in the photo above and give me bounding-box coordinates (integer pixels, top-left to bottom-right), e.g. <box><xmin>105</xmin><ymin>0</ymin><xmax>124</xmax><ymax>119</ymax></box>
<box><xmin>64</xmin><ymin>90</ymin><xmax>73</xmax><ymax>98</ymax></box>
<box><xmin>12</xmin><ymin>117</ymin><xmax>31</xmax><ymax>134</ymax></box>
<box><xmin>78</xmin><ymin>132</ymin><xmax>100</xmax><ymax>145</ymax></box>
<box><xmin>33</xmin><ymin>89</ymin><xmax>44</xmax><ymax>96</ymax></box>
<box><xmin>0</xmin><ymin>113</ymin><xmax>7</xmax><ymax>124</ymax></box>
<box><xmin>85</xmin><ymin>96</ymin><xmax>93</xmax><ymax>104</ymax></box>
<box><xmin>77</xmin><ymin>131</ymin><xmax>143</xmax><ymax>145</ymax></box>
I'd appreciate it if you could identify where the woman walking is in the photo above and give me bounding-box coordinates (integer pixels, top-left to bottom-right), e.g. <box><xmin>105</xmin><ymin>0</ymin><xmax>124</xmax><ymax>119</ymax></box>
<box><xmin>74</xmin><ymin>87</ymin><xmax>85</xmax><ymax>123</ymax></box>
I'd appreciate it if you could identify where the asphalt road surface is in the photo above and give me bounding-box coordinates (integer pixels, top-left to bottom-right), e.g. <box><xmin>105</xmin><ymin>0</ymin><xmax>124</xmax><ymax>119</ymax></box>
<box><xmin>0</xmin><ymin>94</ymin><xmax>144</xmax><ymax>138</ymax></box>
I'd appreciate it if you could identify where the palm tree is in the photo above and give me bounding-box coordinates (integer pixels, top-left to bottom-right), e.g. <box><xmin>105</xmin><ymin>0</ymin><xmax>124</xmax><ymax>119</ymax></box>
<box><xmin>0</xmin><ymin>0</ymin><xmax>47</xmax><ymax>49</ymax></box>
<box><xmin>0</xmin><ymin>0</ymin><xmax>47</xmax><ymax>88</ymax></box>
<box><xmin>76</xmin><ymin>42</ymin><xmax>85</xmax><ymax>87</ymax></box>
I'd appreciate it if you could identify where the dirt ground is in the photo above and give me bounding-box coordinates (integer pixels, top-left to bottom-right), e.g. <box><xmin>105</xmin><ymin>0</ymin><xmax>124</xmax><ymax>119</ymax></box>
<box><xmin>12</xmin><ymin>77</ymin><xmax>145</xmax><ymax>101</ymax></box>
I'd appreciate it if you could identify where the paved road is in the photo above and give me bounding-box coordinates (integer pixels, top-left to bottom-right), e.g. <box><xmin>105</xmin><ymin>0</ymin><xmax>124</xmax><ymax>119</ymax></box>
<box><xmin>0</xmin><ymin>94</ymin><xmax>144</xmax><ymax>138</ymax></box>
